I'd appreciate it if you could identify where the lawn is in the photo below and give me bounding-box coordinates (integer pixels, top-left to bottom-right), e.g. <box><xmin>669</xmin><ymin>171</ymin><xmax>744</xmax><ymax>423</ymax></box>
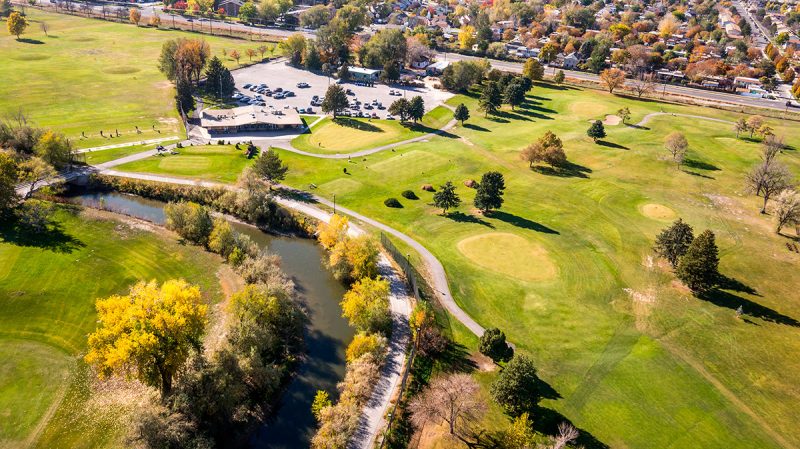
<box><xmin>290</xmin><ymin>106</ymin><xmax>452</xmax><ymax>154</ymax></box>
<box><xmin>275</xmin><ymin>84</ymin><xmax>800</xmax><ymax>449</ymax></box>
<box><xmin>81</xmin><ymin>140</ymin><xmax>180</xmax><ymax>165</ymax></box>
<box><xmin>0</xmin><ymin>206</ymin><xmax>224</xmax><ymax>448</ymax></box>
<box><xmin>114</xmin><ymin>144</ymin><xmax>253</xmax><ymax>183</ymax></box>
<box><xmin>0</xmin><ymin>10</ymin><xmax>276</xmax><ymax>149</ymax></box>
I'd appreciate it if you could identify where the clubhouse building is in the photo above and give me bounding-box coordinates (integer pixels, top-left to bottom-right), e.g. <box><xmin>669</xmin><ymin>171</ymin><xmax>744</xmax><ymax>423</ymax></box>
<box><xmin>200</xmin><ymin>106</ymin><xmax>304</xmax><ymax>135</ymax></box>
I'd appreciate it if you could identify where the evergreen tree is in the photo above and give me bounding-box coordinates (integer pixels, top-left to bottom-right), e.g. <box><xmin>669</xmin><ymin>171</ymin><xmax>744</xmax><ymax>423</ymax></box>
<box><xmin>321</xmin><ymin>84</ymin><xmax>349</xmax><ymax>118</ymax></box>
<box><xmin>474</xmin><ymin>171</ymin><xmax>505</xmax><ymax>213</ymax></box>
<box><xmin>175</xmin><ymin>79</ymin><xmax>195</xmax><ymax>114</ymax></box>
<box><xmin>204</xmin><ymin>56</ymin><xmax>235</xmax><ymax>99</ymax></box>
<box><xmin>587</xmin><ymin>120</ymin><xmax>606</xmax><ymax>142</ymax></box>
<box><xmin>433</xmin><ymin>181</ymin><xmax>461</xmax><ymax>214</ymax></box>
<box><xmin>253</xmin><ymin>148</ymin><xmax>288</xmax><ymax>183</ymax></box>
<box><xmin>676</xmin><ymin>230</ymin><xmax>720</xmax><ymax>292</ymax></box>
<box><xmin>408</xmin><ymin>96</ymin><xmax>425</xmax><ymax>123</ymax></box>
<box><xmin>479</xmin><ymin>81</ymin><xmax>501</xmax><ymax>116</ymax></box>
<box><xmin>504</xmin><ymin>80</ymin><xmax>526</xmax><ymax>110</ymax></box>
<box><xmin>453</xmin><ymin>103</ymin><xmax>470</xmax><ymax>125</ymax></box>
<box><xmin>304</xmin><ymin>43</ymin><xmax>322</xmax><ymax>71</ymax></box>
<box><xmin>479</xmin><ymin>328</ymin><xmax>514</xmax><ymax>363</ymax></box>
<box><xmin>653</xmin><ymin>218</ymin><xmax>694</xmax><ymax>269</ymax></box>
<box><xmin>554</xmin><ymin>70</ymin><xmax>565</xmax><ymax>84</ymax></box>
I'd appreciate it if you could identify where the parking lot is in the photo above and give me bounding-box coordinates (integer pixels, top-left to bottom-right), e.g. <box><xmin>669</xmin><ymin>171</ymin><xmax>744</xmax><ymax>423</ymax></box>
<box><xmin>231</xmin><ymin>60</ymin><xmax>452</xmax><ymax>120</ymax></box>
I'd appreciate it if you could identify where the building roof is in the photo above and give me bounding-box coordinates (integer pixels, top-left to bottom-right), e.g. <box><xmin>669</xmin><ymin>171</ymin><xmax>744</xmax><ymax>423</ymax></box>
<box><xmin>349</xmin><ymin>67</ymin><xmax>382</xmax><ymax>75</ymax></box>
<box><xmin>200</xmin><ymin>105</ymin><xmax>303</xmax><ymax>128</ymax></box>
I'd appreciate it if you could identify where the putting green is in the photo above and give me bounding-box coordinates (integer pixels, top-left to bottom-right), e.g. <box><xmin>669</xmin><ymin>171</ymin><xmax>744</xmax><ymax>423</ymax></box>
<box><xmin>158</xmin><ymin>155</ymin><xmax>212</xmax><ymax>171</ymax></box>
<box><xmin>369</xmin><ymin>150</ymin><xmax>448</xmax><ymax>177</ymax></box>
<box><xmin>457</xmin><ymin>233</ymin><xmax>557</xmax><ymax>282</ymax></box>
<box><xmin>569</xmin><ymin>100</ymin><xmax>608</xmax><ymax>119</ymax></box>
<box><xmin>317</xmin><ymin>178</ymin><xmax>364</xmax><ymax>196</ymax></box>
<box><xmin>640</xmin><ymin>203</ymin><xmax>677</xmax><ymax>220</ymax></box>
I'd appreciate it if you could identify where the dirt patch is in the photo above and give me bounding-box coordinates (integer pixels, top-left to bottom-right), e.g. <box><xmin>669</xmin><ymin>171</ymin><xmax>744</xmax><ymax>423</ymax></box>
<box><xmin>154</xmin><ymin>81</ymin><xmax>174</xmax><ymax>90</ymax></box>
<box><xmin>459</xmin><ymin>136</ymin><xmax>475</xmax><ymax>146</ymax></box>
<box><xmin>704</xmin><ymin>193</ymin><xmax>745</xmax><ymax>218</ymax></box>
<box><xmin>457</xmin><ymin>233</ymin><xmax>557</xmax><ymax>282</ymax></box>
<box><xmin>205</xmin><ymin>266</ymin><xmax>245</xmax><ymax>355</ymax></box>
<box><xmin>470</xmin><ymin>352</ymin><xmax>496</xmax><ymax>372</ymax></box>
<box><xmin>11</xmin><ymin>54</ymin><xmax>50</xmax><ymax>61</ymax></box>
<box><xmin>104</xmin><ymin>66</ymin><xmax>141</xmax><ymax>75</ymax></box>
<box><xmin>588</xmin><ymin>114</ymin><xmax>622</xmax><ymax>126</ymax></box>
<box><xmin>640</xmin><ymin>203</ymin><xmax>677</xmax><ymax>220</ymax></box>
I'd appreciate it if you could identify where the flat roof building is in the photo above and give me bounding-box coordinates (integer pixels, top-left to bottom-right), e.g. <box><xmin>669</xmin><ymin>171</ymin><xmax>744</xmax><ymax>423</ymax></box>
<box><xmin>200</xmin><ymin>106</ymin><xmax>304</xmax><ymax>135</ymax></box>
<box><xmin>349</xmin><ymin>67</ymin><xmax>381</xmax><ymax>83</ymax></box>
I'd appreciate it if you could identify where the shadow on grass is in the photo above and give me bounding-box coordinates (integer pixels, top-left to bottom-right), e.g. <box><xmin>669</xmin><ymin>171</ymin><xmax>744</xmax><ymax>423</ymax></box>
<box><xmin>403</xmin><ymin>122</ymin><xmax>458</xmax><ymax>138</ymax></box>
<box><xmin>533</xmin><ymin>405</ymin><xmax>610</xmax><ymax>449</ymax></box>
<box><xmin>494</xmin><ymin>109</ymin><xmax>532</xmax><ymax>122</ymax></box>
<box><xmin>0</xmin><ymin>217</ymin><xmax>85</xmax><ymax>253</ymax></box>
<box><xmin>489</xmin><ymin>211</ymin><xmax>559</xmax><ymax>234</ymax></box>
<box><xmin>717</xmin><ymin>274</ymin><xmax>759</xmax><ymax>295</ymax></box>
<box><xmin>463</xmin><ymin>123</ymin><xmax>490</xmax><ymax>132</ymax></box>
<box><xmin>532</xmin><ymin>81</ymin><xmax>577</xmax><ymax>92</ymax></box>
<box><xmin>518</xmin><ymin>101</ymin><xmax>558</xmax><ymax>116</ymax></box>
<box><xmin>18</xmin><ymin>38</ymin><xmax>45</xmax><ymax>44</ymax></box>
<box><xmin>445</xmin><ymin>211</ymin><xmax>494</xmax><ymax>228</ymax></box>
<box><xmin>532</xmin><ymin>161</ymin><xmax>592</xmax><ymax>179</ymax></box>
<box><xmin>681</xmin><ymin>169</ymin><xmax>715</xmax><ymax>180</ymax></box>
<box><xmin>625</xmin><ymin>123</ymin><xmax>650</xmax><ymax>130</ymax></box>
<box><xmin>438</xmin><ymin>341</ymin><xmax>479</xmax><ymax>374</ymax></box>
<box><xmin>683</xmin><ymin>159</ymin><xmax>720</xmax><ymax>171</ymax></box>
<box><xmin>699</xmin><ymin>288</ymin><xmax>799</xmax><ymax>327</ymax></box>
<box><xmin>333</xmin><ymin>117</ymin><xmax>383</xmax><ymax>132</ymax></box>
<box><xmin>596</xmin><ymin>140</ymin><xmax>630</xmax><ymax>150</ymax></box>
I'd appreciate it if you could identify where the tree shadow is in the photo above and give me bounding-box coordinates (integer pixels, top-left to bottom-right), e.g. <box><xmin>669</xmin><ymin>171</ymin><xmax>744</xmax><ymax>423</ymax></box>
<box><xmin>463</xmin><ymin>123</ymin><xmax>490</xmax><ymax>132</ymax></box>
<box><xmin>698</xmin><ymin>289</ymin><xmax>799</xmax><ymax>327</ymax></box>
<box><xmin>683</xmin><ymin>159</ymin><xmax>720</xmax><ymax>171</ymax></box>
<box><xmin>532</xmin><ymin>81</ymin><xmax>576</xmax><ymax>92</ymax></box>
<box><xmin>518</xmin><ymin>101</ymin><xmax>558</xmax><ymax>115</ymax></box>
<box><xmin>493</xmin><ymin>109</ymin><xmax>532</xmax><ymax>122</ymax></box>
<box><xmin>332</xmin><ymin>117</ymin><xmax>383</xmax><ymax>132</ymax></box>
<box><xmin>596</xmin><ymin>140</ymin><xmax>629</xmax><ymax>150</ymax></box>
<box><xmin>486</xmin><ymin>116</ymin><xmax>510</xmax><ymax>123</ymax></box>
<box><xmin>18</xmin><ymin>38</ymin><xmax>45</xmax><ymax>44</ymax></box>
<box><xmin>445</xmin><ymin>211</ymin><xmax>494</xmax><ymax>228</ymax></box>
<box><xmin>0</xmin><ymin>217</ymin><xmax>86</xmax><ymax>254</ymax></box>
<box><xmin>438</xmin><ymin>341</ymin><xmax>479</xmax><ymax>374</ymax></box>
<box><xmin>489</xmin><ymin>211</ymin><xmax>559</xmax><ymax>234</ymax></box>
<box><xmin>717</xmin><ymin>274</ymin><xmax>758</xmax><ymax>295</ymax></box>
<box><xmin>625</xmin><ymin>123</ymin><xmax>650</xmax><ymax>130</ymax></box>
<box><xmin>404</xmin><ymin>123</ymin><xmax>458</xmax><ymax>139</ymax></box>
<box><xmin>681</xmin><ymin>169</ymin><xmax>715</xmax><ymax>180</ymax></box>
<box><xmin>532</xmin><ymin>405</ymin><xmax>610</xmax><ymax>449</ymax></box>
<box><xmin>532</xmin><ymin>161</ymin><xmax>592</xmax><ymax>179</ymax></box>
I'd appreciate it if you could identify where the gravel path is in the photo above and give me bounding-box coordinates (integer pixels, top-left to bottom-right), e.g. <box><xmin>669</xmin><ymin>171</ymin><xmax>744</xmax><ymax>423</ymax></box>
<box><xmin>634</xmin><ymin>112</ymin><xmax>736</xmax><ymax>127</ymax></box>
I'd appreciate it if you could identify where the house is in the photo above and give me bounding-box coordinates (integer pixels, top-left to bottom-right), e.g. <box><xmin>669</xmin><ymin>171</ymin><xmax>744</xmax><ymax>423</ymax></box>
<box><xmin>218</xmin><ymin>0</ymin><xmax>244</xmax><ymax>17</ymax></box>
<box><xmin>426</xmin><ymin>60</ymin><xmax>451</xmax><ymax>75</ymax></box>
<box><xmin>410</xmin><ymin>54</ymin><xmax>432</xmax><ymax>69</ymax></box>
<box><xmin>734</xmin><ymin>76</ymin><xmax>762</xmax><ymax>90</ymax></box>
<box><xmin>200</xmin><ymin>106</ymin><xmax>304</xmax><ymax>135</ymax></box>
<box><xmin>349</xmin><ymin>67</ymin><xmax>382</xmax><ymax>83</ymax></box>
<box><xmin>554</xmin><ymin>52</ymin><xmax>579</xmax><ymax>69</ymax></box>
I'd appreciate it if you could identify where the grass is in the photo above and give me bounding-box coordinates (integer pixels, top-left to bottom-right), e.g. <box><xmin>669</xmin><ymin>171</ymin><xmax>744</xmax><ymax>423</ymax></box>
<box><xmin>0</xmin><ymin>10</ymin><xmax>276</xmax><ymax>149</ymax></box>
<box><xmin>80</xmin><ymin>140</ymin><xmax>179</xmax><ymax>165</ymax></box>
<box><xmin>290</xmin><ymin>106</ymin><xmax>452</xmax><ymax>154</ymax></box>
<box><xmin>0</xmin><ymin>206</ymin><xmax>224</xmax><ymax>448</ymax></box>
<box><xmin>114</xmin><ymin>144</ymin><xmax>253</xmax><ymax>183</ymax></box>
<box><xmin>275</xmin><ymin>84</ymin><xmax>800</xmax><ymax>449</ymax></box>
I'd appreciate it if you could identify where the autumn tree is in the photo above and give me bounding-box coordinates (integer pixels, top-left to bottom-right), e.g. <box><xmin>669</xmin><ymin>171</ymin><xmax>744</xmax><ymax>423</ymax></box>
<box><xmin>129</xmin><ymin>7</ymin><xmax>142</xmax><ymax>26</ymax></box>
<box><xmin>479</xmin><ymin>328</ymin><xmax>514</xmax><ymax>364</ymax></box>
<box><xmin>676</xmin><ymin>230</ymin><xmax>720</xmax><ymax>292</ymax></box>
<box><xmin>629</xmin><ymin>73</ymin><xmax>656</xmax><ymax>98</ymax></box>
<box><xmin>734</xmin><ymin>118</ymin><xmax>748</xmax><ymax>138</ymax></box>
<box><xmin>616</xmin><ymin>107</ymin><xmax>631</xmax><ymax>124</ymax></box>
<box><xmin>521</xmin><ymin>131</ymin><xmax>566</xmax><ymax>168</ymax></box>
<box><xmin>18</xmin><ymin>157</ymin><xmax>56</xmax><ymax>199</ymax></box>
<box><xmin>253</xmin><ymin>147</ymin><xmax>288</xmax><ymax>183</ymax></box>
<box><xmin>474</xmin><ymin>171</ymin><xmax>505</xmax><ymax>213</ymax></box>
<box><xmin>458</xmin><ymin>25</ymin><xmax>476</xmax><ymax>50</ymax></box>
<box><xmin>664</xmin><ymin>132</ymin><xmax>688</xmax><ymax>165</ymax></box>
<box><xmin>86</xmin><ymin>279</ymin><xmax>207</xmax><ymax>399</ymax></box>
<box><xmin>587</xmin><ymin>120</ymin><xmax>606</xmax><ymax>142</ymax></box>
<box><xmin>230</xmin><ymin>49</ymin><xmax>241</xmax><ymax>65</ymax></box>
<box><xmin>653</xmin><ymin>218</ymin><xmax>694</xmax><ymax>268</ymax></box>
<box><xmin>345</xmin><ymin>332</ymin><xmax>386</xmax><ymax>362</ymax></box>
<box><xmin>554</xmin><ymin>70</ymin><xmax>565</xmax><ymax>84</ymax></box>
<box><xmin>746</xmin><ymin>115</ymin><xmax>764</xmax><ymax>138</ymax></box>
<box><xmin>409</xmin><ymin>373</ymin><xmax>486</xmax><ymax>444</ymax></box>
<box><xmin>599</xmin><ymin>68</ymin><xmax>626</xmax><ymax>93</ymax></box>
<box><xmin>772</xmin><ymin>189</ymin><xmax>800</xmax><ymax>234</ymax></box>
<box><xmin>453</xmin><ymin>103</ymin><xmax>470</xmax><ymax>125</ymax></box>
<box><xmin>7</xmin><ymin>11</ymin><xmax>27</xmax><ymax>40</ymax></box>
<box><xmin>317</xmin><ymin>213</ymin><xmax>349</xmax><ymax>250</ymax></box>
<box><xmin>522</xmin><ymin>57</ymin><xmax>544</xmax><ymax>81</ymax></box>
<box><xmin>34</xmin><ymin>130</ymin><xmax>73</xmax><ymax>169</ymax></box>
<box><xmin>0</xmin><ymin>151</ymin><xmax>19</xmax><ymax>215</ymax></box>
<box><xmin>745</xmin><ymin>161</ymin><xmax>794</xmax><ymax>213</ymax></box>
<box><xmin>340</xmin><ymin>277</ymin><xmax>390</xmax><ymax>333</ymax></box>
<box><xmin>433</xmin><ymin>181</ymin><xmax>461</xmax><ymax>215</ymax></box>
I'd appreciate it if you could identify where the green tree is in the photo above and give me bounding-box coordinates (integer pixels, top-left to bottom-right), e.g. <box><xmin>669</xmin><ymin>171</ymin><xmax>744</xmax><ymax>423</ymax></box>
<box><xmin>304</xmin><ymin>41</ymin><xmax>322</xmax><ymax>71</ymax></box>
<box><xmin>676</xmin><ymin>230</ymin><xmax>720</xmax><ymax>292</ymax></box>
<box><xmin>479</xmin><ymin>81</ymin><xmax>501</xmax><ymax>116</ymax></box>
<box><xmin>204</xmin><ymin>56</ymin><xmax>235</xmax><ymax>98</ymax></box>
<box><xmin>0</xmin><ymin>151</ymin><xmax>19</xmax><ymax>216</ymax></box>
<box><xmin>389</xmin><ymin>98</ymin><xmax>410</xmax><ymax>122</ymax></box>
<box><xmin>381</xmin><ymin>60</ymin><xmax>400</xmax><ymax>83</ymax></box>
<box><xmin>208</xmin><ymin>218</ymin><xmax>237</xmax><ymax>259</ymax></box>
<box><xmin>587</xmin><ymin>120</ymin><xmax>606</xmax><ymax>142</ymax></box>
<box><xmin>86</xmin><ymin>279</ymin><xmax>207</xmax><ymax>399</ymax></box>
<box><xmin>408</xmin><ymin>96</ymin><xmax>425</xmax><ymax>123</ymax></box>
<box><xmin>300</xmin><ymin>4</ymin><xmax>330</xmax><ymax>29</ymax></box>
<box><xmin>554</xmin><ymin>70</ymin><xmax>565</xmax><ymax>84</ymax></box>
<box><xmin>259</xmin><ymin>0</ymin><xmax>292</xmax><ymax>22</ymax></box>
<box><xmin>539</xmin><ymin>43</ymin><xmax>557</xmax><ymax>63</ymax></box>
<box><xmin>7</xmin><ymin>11</ymin><xmax>27</xmax><ymax>40</ymax></box>
<box><xmin>439</xmin><ymin>60</ymin><xmax>487</xmax><ymax>92</ymax></box>
<box><xmin>616</xmin><ymin>107</ymin><xmax>631</xmax><ymax>124</ymax></box>
<box><xmin>18</xmin><ymin>157</ymin><xmax>56</xmax><ymax>199</ymax></box>
<box><xmin>453</xmin><ymin>103</ymin><xmax>470</xmax><ymax>125</ymax></box>
<box><xmin>321</xmin><ymin>84</ymin><xmax>349</xmax><ymax>118</ymax></box>
<box><xmin>522</xmin><ymin>58</ymin><xmax>544</xmax><ymax>81</ymax></box>
<box><xmin>474</xmin><ymin>171</ymin><xmax>505</xmax><ymax>213</ymax></box>
<box><xmin>253</xmin><ymin>148</ymin><xmax>288</xmax><ymax>183</ymax></box>
<box><xmin>238</xmin><ymin>1</ymin><xmax>258</xmax><ymax>22</ymax></box>
<box><xmin>653</xmin><ymin>218</ymin><xmax>694</xmax><ymax>269</ymax></box>
<box><xmin>433</xmin><ymin>181</ymin><xmax>461</xmax><ymax>214</ymax></box>
<box><xmin>491</xmin><ymin>355</ymin><xmax>540</xmax><ymax>416</ymax></box>
<box><xmin>504</xmin><ymin>79</ymin><xmax>526</xmax><ymax>110</ymax></box>
<box><xmin>479</xmin><ymin>328</ymin><xmax>514</xmax><ymax>363</ymax></box>
<box><xmin>340</xmin><ymin>277</ymin><xmax>390</xmax><ymax>333</ymax></box>
<box><xmin>34</xmin><ymin>130</ymin><xmax>73</xmax><ymax>169</ymax></box>
<box><xmin>312</xmin><ymin>390</ymin><xmax>332</xmax><ymax>421</ymax></box>
<box><xmin>164</xmin><ymin>201</ymin><xmax>213</xmax><ymax>245</ymax></box>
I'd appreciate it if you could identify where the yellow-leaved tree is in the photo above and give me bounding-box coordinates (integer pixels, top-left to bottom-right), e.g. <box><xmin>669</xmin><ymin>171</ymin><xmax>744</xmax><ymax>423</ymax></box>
<box><xmin>317</xmin><ymin>213</ymin><xmax>349</xmax><ymax>250</ymax></box>
<box><xmin>85</xmin><ymin>279</ymin><xmax>207</xmax><ymax>399</ymax></box>
<box><xmin>340</xmin><ymin>277</ymin><xmax>390</xmax><ymax>333</ymax></box>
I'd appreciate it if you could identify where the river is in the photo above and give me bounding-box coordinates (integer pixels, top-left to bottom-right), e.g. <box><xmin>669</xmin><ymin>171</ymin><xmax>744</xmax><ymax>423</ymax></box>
<box><xmin>66</xmin><ymin>190</ymin><xmax>353</xmax><ymax>448</ymax></box>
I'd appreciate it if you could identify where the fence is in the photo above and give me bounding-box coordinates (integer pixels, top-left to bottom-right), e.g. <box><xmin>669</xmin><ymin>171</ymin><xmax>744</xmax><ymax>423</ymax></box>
<box><xmin>379</xmin><ymin>232</ymin><xmax>420</xmax><ymax>301</ymax></box>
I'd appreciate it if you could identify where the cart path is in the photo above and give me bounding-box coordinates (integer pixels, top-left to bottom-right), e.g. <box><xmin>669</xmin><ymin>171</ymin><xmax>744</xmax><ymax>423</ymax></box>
<box><xmin>75</xmin><ymin>136</ymin><xmax>180</xmax><ymax>153</ymax></box>
<box><xmin>634</xmin><ymin>112</ymin><xmax>736</xmax><ymax>127</ymax></box>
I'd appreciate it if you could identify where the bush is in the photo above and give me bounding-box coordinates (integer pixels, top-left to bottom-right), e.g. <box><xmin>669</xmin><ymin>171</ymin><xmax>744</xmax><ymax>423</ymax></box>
<box><xmin>384</xmin><ymin>197</ymin><xmax>402</xmax><ymax>208</ymax></box>
<box><xmin>420</xmin><ymin>184</ymin><xmax>435</xmax><ymax>192</ymax></box>
<box><xmin>164</xmin><ymin>201</ymin><xmax>213</xmax><ymax>245</ymax></box>
<box><xmin>401</xmin><ymin>190</ymin><xmax>418</xmax><ymax>200</ymax></box>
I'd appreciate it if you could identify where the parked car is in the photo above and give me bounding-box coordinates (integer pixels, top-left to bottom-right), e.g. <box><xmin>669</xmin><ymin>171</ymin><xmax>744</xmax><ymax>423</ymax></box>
<box><xmin>285</xmin><ymin>91</ymin><xmax>295</xmax><ymax>97</ymax></box>
<box><xmin>364</xmin><ymin>104</ymin><xmax>373</xmax><ymax>110</ymax></box>
<box><xmin>345</xmin><ymin>89</ymin><xmax>355</xmax><ymax>95</ymax></box>
<box><xmin>371</xmin><ymin>112</ymin><xmax>378</xmax><ymax>119</ymax></box>
<box><xmin>386</xmin><ymin>115</ymin><xmax>395</xmax><ymax>120</ymax></box>
<box><xmin>274</xmin><ymin>87</ymin><xmax>283</xmax><ymax>92</ymax></box>
<box><xmin>243</xmin><ymin>83</ymin><xmax>252</xmax><ymax>89</ymax></box>
<box><xmin>296</xmin><ymin>82</ymin><xmax>310</xmax><ymax>88</ymax></box>
<box><xmin>306</xmin><ymin>108</ymin><xmax>314</xmax><ymax>114</ymax></box>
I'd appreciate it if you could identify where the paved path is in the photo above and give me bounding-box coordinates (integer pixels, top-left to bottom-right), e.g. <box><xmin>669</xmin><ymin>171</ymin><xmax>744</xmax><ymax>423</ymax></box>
<box><xmin>634</xmin><ymin>112</ymin><xmax>737</xmax><ymax>127</ymax></box>
<box><xmin>76</xmin><ymin>136</ymin><xmax>180</xmax><ymax>153</ymax></box>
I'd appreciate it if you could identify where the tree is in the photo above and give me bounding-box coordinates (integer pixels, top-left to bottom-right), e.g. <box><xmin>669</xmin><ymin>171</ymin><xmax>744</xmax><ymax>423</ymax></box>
<box><xmin>746</xmin><ymin>115</ymin><xmax>764</xmax><ymax>138</ymax></box>
<box><xmin>474</xmin><ymin>171</ymin><xmax>505</xmax><ymax>213</ymax></box>
<box><xmin>18</xmin><ymin>157</ymin><xmax>55</xmax><ymax>199</ymax></box>
<box><xmin>7</xmin><ymin>11</ymin><xmax>27</xmax><ymax>40</ymax></box>
<box><xmin>433</xmin><ymin>181</ymin><xmax>461</xmax><ymax>214</ymax></box>
<box><xmin>40</xmin><ymin>21</ymin><xmax>49</xmax><ymax>37</ymax></box>
<box><xmin>453</xmin><ymin>103</ymin><xmax>470</xmax><ymax>125</ymax></box>
<box><xmin>676</xmin><ymin>230</ymin><xmax>719</xmax><ymax>292</ymax></box>
<box><xmin>504</xmin><ymin>80</ymin><xmax>526</xmax><ymax>110</ymax></box>
<box><xmin>734</xmin><ymin>118</ymin><xmax>748</xmax><ymax>138</ymax></box>
<box><xmin>599</xmin><ymin>68</ymin><xmax>626</xmax><ymax>93</ymax></box>
<box><xmin>554</xmin><ymin>70</ymin><xmax>565</xmax><ymax>84</ymax></box>
<box><xmin>86</xmin><ymin>279</ymin><xmax>207</xmax><ymax>399</ymax></box>
<box><xmin>204</xmin><ymin>56</ymin><xmax>235</xmax><ymax>98</ymax></box>
<box><xmin>230</xmin><ymin>49</ymin><xmax>241</xmax><ymax>65</ymax></box>
<box><xmin>389</xmin><ymin>98</ymin><xmax>410</xmax><ymax>122</ymax></box>
<box><xmin>321</xmin><ymin>84</ymin><xmax>348</xmax><ymax>119</ymax></box>
<box><xmin>440</xmin><ymin>60</ymin><xmax>487</xmax><ymax>92</ymax></box>
<box><xmin>479</xmin><ymin>81</ymin><xmax>502</xmax><ymax>117</ymax></box>
<box><xmin>408</xmin><ymin>96</ymin><xmax>425</xmax><ymax>123</ymax></box>
<box><xmin>259</xmin><ymin>0</ymin><xmax>292</xmax><ymax>22</ymax></box>
<box><xmin>238</xmin><ymin>1</ymin><xmax>257</xmax><ymax>22</ymax></box>
<box><xmin>409</xmin><ymin>373</ymin><xmax>486</xmax><ymax>444</ymax></box>
<box><xmin>0</xmin><ymin>151</ymin><xmax>19</xmax><ymax>216</ymax></box>
<box><xmin>129</xmin><ymin>8</ymin><xmax>142</xmax><ymax>26</ymax></box>
<box><xmin>300</xmin><ymin>4</ymin><xmax>330</xmax><ymax>29</ymax></box>
<box><xmin>520</xmin><ymin>131</ymin><xmax>566</xmax><ymax>168</ymax></box>
<box><xmin>280</xmin><ymin>32</ymin><xmax>306</xmax><ymax>65</ymax></box>
<box><xmin>491</xmin><ymin>355</ymin><xmax>540</xmax><ymax>416</ymax></box>
<box><xmin>745</xmin><ymin>161</ymin><xmax>795</xmax><ymax>213</ymax></box>
<box><xmin>664</xmin><ymin>132</ymin><xmax>688</xmax><ymax>165</ymax></box>
<box><xmin>345</xmin><ymin>332</ymin><xmax>386</xmax><ymax>362</ymax></box>
<box><xmin>304</xmin><ymin>42</ymin><xmax>322</xmax><ymax>70</ymax></box>
<box><xmin>539</xmin><ymin>43</ymin><xmax>557</xmax><ymax>64</ymax></box>
<box><xmin>208</xmin><ymin>218</ymin><xmax>237</xmax><ymax>259</ymax></box>
<box><xmin>522</xmin><ymin>58</ymin><xmax>544</xmax><ymax>81</ymax></box>
<box><xmin>340</xmin><ymin>277</ymin><xmax>390</xmax><ymax>333</ymax></box>
<box><xmin>503</xmin><ymin>413</ymin><xmax>536</xmax><ymax>449</ymax></box>
<box><xmin>772</xmin><ymin>190</ymin><xmax>800</xmax><ymax>234</ymax></box>
<box><xmin>164</xmin><ymin>201</ymin><xmax>213</xmax><ymax>245</ymax></box>
<box><xmin>149</xmin><ymin>14</ymin><xmax>161</xmax><ymax>27</ymax></box>
<box><xmin>34</xmin><ymin>131</ymin><xmax>73</xmax><ymax>169</ymax></box>
<box><xmin>653</xmin><ymin>218</ymin><xmax>694</xmax><ymax>269</ymax></box>
<box><xmin>587</xmin><ymin>120</ymin><xmax>606</xmax><ymax>142</ymax></box>
<box><xmin>458</xmin><ymin>25</ymin><xmax>475</xmax><ymax>50</ymax></box>
<box><xmin>616</xmin><ymin>107</ymin><xmax>631</xmax><ymax>125</ymax></box>
<box><xmin>252</xmin><ymin>148</ymin><xmax>287</xmax><ymax>183</ymax></box>
<box><xmin>362</xmin><ymin>29</ymin><xmax>407</xmax><ymax>69</ymax></box>
<box><xmin>311</xmin><ymin>390</ymin><xmax>332</xmax><ymax>421</ymax></box>
<box><xmin>317</xmin><ymin>213</ymin><xmax>349</xmax><ymax>250</ymax></box>
<box><xmin>629</xmin><ymin>74</ymin><xmax>656</xmax><ymax>98</ymax></box>
<box><xmin>479</xmin><ymin>328</ymin><xmax>513</xmax><ymax>364</ymax></box>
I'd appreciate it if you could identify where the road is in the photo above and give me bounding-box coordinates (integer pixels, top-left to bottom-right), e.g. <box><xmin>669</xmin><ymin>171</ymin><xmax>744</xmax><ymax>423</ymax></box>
<box><xmin>732</xmin><ymin>1</ymin><xmax>771</xmax><ymax>51</ymax></box>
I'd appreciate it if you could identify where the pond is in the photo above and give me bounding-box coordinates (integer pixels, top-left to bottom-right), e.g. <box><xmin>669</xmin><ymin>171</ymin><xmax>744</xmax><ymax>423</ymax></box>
<box><xmin>66</xmin><ymin>190</ymin><xmax>353</xmax><ymax>449</ymax></box>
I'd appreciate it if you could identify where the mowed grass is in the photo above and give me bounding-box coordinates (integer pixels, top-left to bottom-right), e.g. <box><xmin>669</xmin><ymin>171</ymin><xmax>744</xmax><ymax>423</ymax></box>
<box><xmin>291</xmin><ymin>106</ymin><xmax>452</xmax><ymax>154</ymax></box>
<box><xmin>114</xmin><ymin>144</ymin><xmax>253</xmax><ymax>183</ymax></box>
<box><xmin>0</xmin><ymin>207</ymin><xmax>224</xmax><ymax>448</ymax></box>
<box><xmin>275</xmin><ymin>84</ymin><xmax>800</xmax><ymax>448</ymax></box>
<box><xmin>81</xmin><ymin>140</ymin><xmax>180</xmax><ymax>165</ymax></box>
<box><xmin>0</xmin><ymin>10</ymin><xmax>276</xmax><ymax>149</ymax></box>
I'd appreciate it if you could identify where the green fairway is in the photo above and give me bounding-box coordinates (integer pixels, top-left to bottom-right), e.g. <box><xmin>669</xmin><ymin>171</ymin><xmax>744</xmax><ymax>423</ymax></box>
<box><xmin>81</xmin><ymin>140</ymin><xmax>180</xmax><ymax>165</ymax></box>
<box><xmin>0</xmin><ymin>10</ymin><xmax>275</xmax><ymax>149</ymax></box>
<box><xmin>276</xmin><ymin>84</ymin><xmax>800</xmax><ymax>449</ymax></box>
<box><xmin>114</xmin><ymin>144</ymin><xmax>253</xmax><ymax>183</ymax></box>
<box><xmin>0</xmin><ymin>207</ymin><xmax>224</xmax><ymax>448</ymax></box>
<box><xmin>291</xmin><ymin>106</ymin><xmax>452</xmax><ymax>154</ymax></box>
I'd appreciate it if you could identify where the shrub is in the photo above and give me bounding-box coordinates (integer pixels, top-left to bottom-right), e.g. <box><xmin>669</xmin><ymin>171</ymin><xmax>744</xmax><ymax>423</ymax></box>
<box><xmin>421</xmin><ymin>184</ymin><xmax>435</xmax><ymax>192</ymax></box>
<box><xmin>164</xmin><ymin>201</ymin><xmax>213</xmax><ymax>245</ymax></box>
<box><xmin>401</xmin><ymin>190</ymin><xmax>418</xmax><ymax>200</ymax></box>
<box><xmin>384</xmin><ymin>197</ymin><xmax>402</xmax><ymax>208</ymax></box>
<box><xmin>464</xmin><ymin>179</ymin><xmax>477</xmax><ymax>188</ymax></box>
